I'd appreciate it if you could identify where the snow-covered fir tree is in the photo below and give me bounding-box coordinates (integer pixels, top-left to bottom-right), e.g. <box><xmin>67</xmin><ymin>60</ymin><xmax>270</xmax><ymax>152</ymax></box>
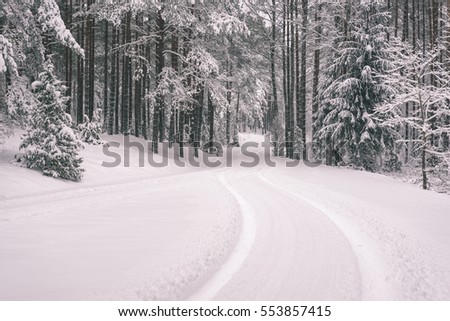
<box><xmin>315</xmin><ymin>0</ymin><xmax>395</xmax><ymax>171</ymax></box>
<box><xmin>78</xmin><ymin>109</ymin><xmax>103</xmax><ymax>145</ymax></box>
<box><xmin>18</xmin><ymin>59</ymin><xmax>84</xmax><ymax>181</ymax></box>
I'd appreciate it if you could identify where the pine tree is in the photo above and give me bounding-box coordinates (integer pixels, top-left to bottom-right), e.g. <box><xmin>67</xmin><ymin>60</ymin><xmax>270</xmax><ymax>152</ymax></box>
<box><xmin>18</xmin><ymin>59</ymin><xmax>84</xmax><ymax>181</ymax></box>
<box><xmin>315</xmin><ymin>0</ymin><xmax>395</xmax><ymax>171</ymax></box>
<box><xmin>78</xmin><ymin>108</ymin><xmax>103</xmax><ymax>145</ymax></box>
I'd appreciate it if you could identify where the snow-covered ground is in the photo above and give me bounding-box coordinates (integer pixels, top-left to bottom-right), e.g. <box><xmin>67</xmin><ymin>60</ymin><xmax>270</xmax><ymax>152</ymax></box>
<box><xmin>1</xmin><ymin>133</ymin><xmax>450</xmax><ymax>300</ymax></box>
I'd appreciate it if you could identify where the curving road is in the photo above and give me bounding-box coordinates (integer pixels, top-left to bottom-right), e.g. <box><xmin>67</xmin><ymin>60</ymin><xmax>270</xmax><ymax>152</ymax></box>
<box><xmin>1</xmin><ymin>133</ymin><xmax>450</xmax><ymax>300</ymax></box>
<box><xmin>190</xmin><ymin>134</ymin><xmax>450</xmax><ymax>300</ymax></box>
<box><xmin>196</xmin><ymin>170</ymin><xmax>362</xmax><ymax>300</ymax></box>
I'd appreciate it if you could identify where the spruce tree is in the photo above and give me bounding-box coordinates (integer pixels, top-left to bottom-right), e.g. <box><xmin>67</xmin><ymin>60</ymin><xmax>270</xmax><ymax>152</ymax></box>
<box><xmin>18</xmin><ymin>59</ymin><xmax>84</xmax><ymax>181</ymax></box>
<box><xmin>315</xmin><ymin>0</ymin><xmax>395</xmax><ymax>171</ymax></box>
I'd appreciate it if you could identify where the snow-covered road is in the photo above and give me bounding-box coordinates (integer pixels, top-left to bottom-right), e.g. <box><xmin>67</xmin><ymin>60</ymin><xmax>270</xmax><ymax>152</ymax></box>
<box><xmin>1</xmin><ymin>133</ymin><xmax>450</xmax><ymax>300</ymax></box>
<box><xmin>197</xmin><ymin>170</ymin><xmax>362</xmax><ymax>301</ymax></box>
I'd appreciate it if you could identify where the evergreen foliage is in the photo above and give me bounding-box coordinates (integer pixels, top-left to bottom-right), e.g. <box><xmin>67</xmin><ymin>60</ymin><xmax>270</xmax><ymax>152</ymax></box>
<box><xmin>315</xmin><ymin>0</ymin><xmax>395</xmax><ymax>171</ymax></box>
<box><xmin>78</xmin><ymin>109</ymin><xmax>103</xmax><ymax>145</ymax></box>
<box><xmin>18</xmin><ymin>60</ymin><xmax>84</xmax><ymax>181</ymax></box>
<box><xmin>6</xmin><ymin>76</ymin><xmax>36</xmax><ymax>127</ymax></box>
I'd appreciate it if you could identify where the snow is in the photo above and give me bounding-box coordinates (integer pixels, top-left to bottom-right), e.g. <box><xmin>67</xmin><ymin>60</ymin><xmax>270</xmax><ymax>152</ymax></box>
<box><xmin>37</xmin><ymin>0</ymin><xmax>84</xmax><ymax>57</ymax></box>
<box><xmin>258</xmin><ymin>162</ymin><xmax>450</xmax><ymax>300</ymax></box>
<box><xmin>0</xmin><ymin>36</ymin><xmax>18</xmax><ymax>75</ymax></box>
<box><xmin>60</xmin><ymin>125</ymin><xmax>76</xmax><ymax>140</ymax></box>
<box><xmin>1</xmin><ymin>132</ymin><xmax>450</xmax><ymax>300</ymax></box>
<box><xmin>0</xmin><ymin>53</ymin><xmax>5</xmax><ymax>73</ymax></box>
<box><xmin>1</xmin><ymin>133</ymin><xmax>241</xmax><ymax>300</ymax></box>
<box><xmin>189</xmin><ymin>173</ymin><xmax>257</xmax><ymax>301</ymax></box>
<box><xmin>361</xmin><ymin>131</ymin><xmax>371</xmax><ymax>142</ymax></box>
<box><xmin>31</xmin><ymin>81</ymin><xmax>43</xmax><ymax>91</ymax></box>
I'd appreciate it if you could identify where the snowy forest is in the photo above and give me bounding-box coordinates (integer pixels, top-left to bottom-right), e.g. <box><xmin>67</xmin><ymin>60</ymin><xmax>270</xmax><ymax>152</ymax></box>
<box><xmin>0</xmin><ymin>0</ymin><xmax>450</xmax><ymax>189</ymax></box>
<box><xmin>2</xmin><ymin>0</ymin><xmax>450</xmax><ymax>303</ymax></box>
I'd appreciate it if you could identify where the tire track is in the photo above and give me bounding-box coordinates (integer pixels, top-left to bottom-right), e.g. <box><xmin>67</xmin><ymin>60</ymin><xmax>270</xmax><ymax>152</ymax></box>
<box><xmin>258</xmin><ymin>171</ymin><xmax>394</xmax><ymax>300</ymax></box>
<box><xmin>188</xmin><ymin>173</ymin><xmax>257</xmax><ymax>300</ymax></box>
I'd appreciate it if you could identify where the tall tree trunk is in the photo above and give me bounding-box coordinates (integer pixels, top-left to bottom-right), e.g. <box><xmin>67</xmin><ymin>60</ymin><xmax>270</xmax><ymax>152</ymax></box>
<box><xmin>387</xmin><ymin>0</ymin><xmax>391</xmax><ymax>41</ymax></box>
<box><xmin>270</xmin><ymin>0</ymin><xmax>279</xmax><ymax>145</ymax></box>
<box><xmin>226</xmin><ymin>59</ymin><xmax>232</xmax><ymax>144</ymax></box>
<box><xmin>421</xmin><ymin>101</ymin><xmax>428</xmax><ymax>190</ymax></box>
<box><xmin>411</xmin><ymin>0</ymin><xmax>418</xmax><ymax>146</ymax></box>
<box><xmin>235</xmin><ymin>91</ymin><xmax>240</xmax><ymax>144</ymax></box>
<box><xmin>427</xmin><ymin>0</ymin><xmax>437</xmax><ymax>146</ymax></box>
<box><xmin>127</xmin><ymin>14</ymin><xmax>133</xmax><ymax>135</ymax></box>
<box><xmin>412</xmin><ymin>0</ymin><xmax>416</xmax><ymax>50</ymax></box>
<box><xmin>343</xmin><ymin>0</ymin><xmax>350</xmax><ymax>40</ymax></box>
<box><xmin>108</xmin><ymin>25</ymin><xmax>116</xmax><ymax>135</ymax></box>
<box><xmin>299</xmin><ymin>0</ymin><xmax>308</xmax><ymax>158</ymax></box>
<box><xmin>0</xmin><ymin>0</ymin><xmax>6</xmax><ymax>119</ymax></box>
<box><xmin>76</xmin><ymin>0</ymin><xmax>84</xmax><ymax>125</ymax></box>
<box><xmin>153</xmin><ymin>10</ymin><xmax>165</xmax><ymax>152</ymax></box>
<box><xmin>422</xmin><ymin>137</ymin><xmax>428</xmax><ymax>190</ymax></box>
<box><xmin>295</xmin><ymin>0</ymin><xmax>300</xmax><ymax>127</ymax></box>
<box><xmin>143</xmin><ymin>23</ymin><xmax>152</xmax><ymax>141</ymax></box>
<box><xmin>121</xmin><ymin>12</ymin><xmax>131</xmax><ymax>136</ymax></box>
<box><xmin>423</xmin><ymin>0</ymin><xmax>426</xmax><ymax>55</ymax></box>
<box><xmin>134</xmin><ymin>14</ymin><xmax>143</xmax><ymax>138</ymax></box>
<box><xmin>65</xmin><ymin>0</ymin><xmax>73</xmax><ymax>115</ymax></box>
<box><xmin>432</xmin><ymin>0</ymin><xmax>438</xmax><ymax>46</ymax></box>
<box><xmin>120</xmin><ymin>22</ymin><xmax>126</xmax><ymax>134</ymax></box>
<box><xmin>103</xmin><ymin>20</ymin><xmax>108</xmax><ymax>131</ymax></box>
<box><xmin>428</xmin><ymin>0</ymin><xmax>434</xmax><ymax>50</ymax></box>
<box><xmin>444</xmin><ymin>0</ymin><xmax>450</xmax><ymax>150</ymax></box>
<box><xmin>84</xmin><ymin>1</ymin><xmax>90</xmax><ymax>121</ymax></box>
<box><xmin>312</xmin><ymin>2</ymin><xmax>322</xmax><ymax>136</ymax></box>
<box><xmin>114</xmin><ymin>27</ymin><xmax>120</xmax><ymax>135</ymax></box>
<box><xmin>289</xmin><ymin>0</ymin><xmax>295</xmax><ymax>159</ymax></box>
<box><xmin>128</xmin><ymin>15</ymin><xmax>133</xmax><ymax>136</ymax></box>
<box><xmin>134</xmin><ymin>73</ymin><xmax>141</xmax><ymax>138</ymax></box>
<box><xmin>169</xmin><ymin>31</ymin><xmax>179</xmax><ymax>146</ymax></box>
<box><xmin>89</xmin><ymin>2</ymin><xmax>95</xmax><ymax>120</ymax></box>
<box><xmin>193</xmin><ymin>82</ymin><xmax>204</xmax><ymax>158</ymax></box>
<box><xmin>402</xmin><ymin>0</ymin><xmax>409</xmax><ymax>42</ymax></box>
<box><xmin>142</xmin><ymin>39</ymin><xmax>149</xmax><ymax>141</ymax></box>
<box><xmin>178</xmin><ymin>35</ymin><xmax>191</xmax><ymax>158</ymax></box>
<box><xmin>208</xmin><ymin>89</ymin><xmax>214</xmax><ymax>144</ymax></box>
<box><xmin>403</xmin><ymin>0</ymin><xmax>410</xmax><ymax>163</ymax></box>
<box><xmin>394</xmin><ymin>0</ymin><xmax>399</xmax><ymax>37</ymax></box>
<box><xmin>283</xmin><ymin>0</ymin><xmax>290</xmax><ymax>157</ymax></box>
<box><xmin>418</xmin><ymin>0</ymin><xmax>422</xmax><ymax>50</ymax></box>
<box><xmin>85</xmin><ymin>0</ymin><xmax>95</xmax><ymax>121</ymax></box>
